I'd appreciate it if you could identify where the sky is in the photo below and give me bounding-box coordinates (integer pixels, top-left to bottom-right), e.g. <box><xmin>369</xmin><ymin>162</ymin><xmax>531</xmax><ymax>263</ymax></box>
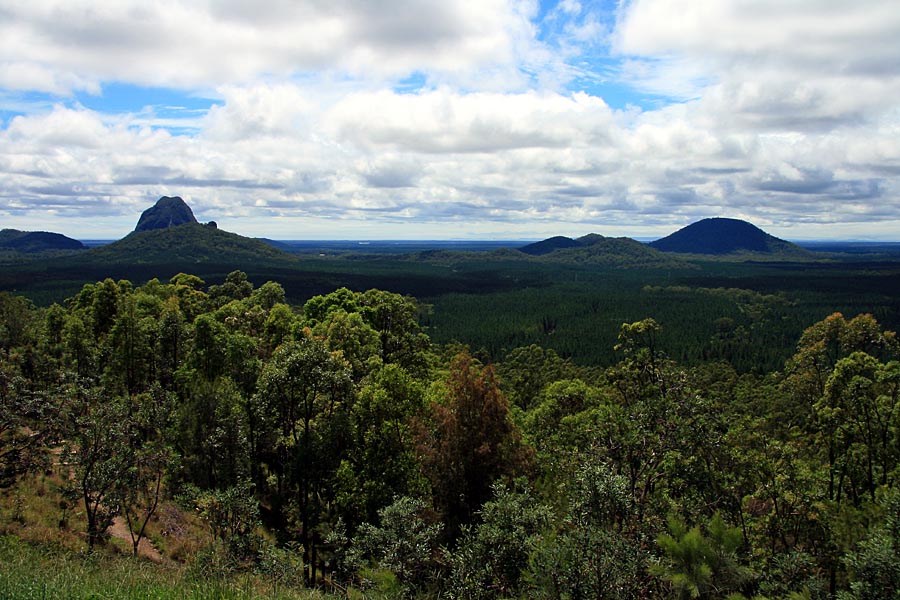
<box><xmin>1</xmin><ymin>0</ymin><xmax>900</xmax><ymax>241</ymax></box>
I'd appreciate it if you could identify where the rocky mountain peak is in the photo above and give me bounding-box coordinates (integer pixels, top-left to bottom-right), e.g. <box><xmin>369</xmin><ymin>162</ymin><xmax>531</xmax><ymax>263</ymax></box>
<box><xmin>134</xmin><ymin>196</ymin><xmax>198</xmax><ymax>232</ymax></box>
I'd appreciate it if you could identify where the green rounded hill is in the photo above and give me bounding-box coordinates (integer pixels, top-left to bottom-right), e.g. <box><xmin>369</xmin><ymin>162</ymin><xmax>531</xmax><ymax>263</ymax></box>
<box><xmin>519</xmin><ymin>233</ymin><xmax>688</xmax><ymax>268</ymax></box>
<box><xmin>0</xmin><ymin>229</ymin><xmax>85</xmax><ymax>253</ymax></box>
<box><xmin>649</xmin><ymin>217</ymin><xmax>809</xmax><ymax>256</ymax></box>
<box><xmin>87</xmin><ymin>222</ymin><xmax>294</xmax><ymax>265</ymax></box>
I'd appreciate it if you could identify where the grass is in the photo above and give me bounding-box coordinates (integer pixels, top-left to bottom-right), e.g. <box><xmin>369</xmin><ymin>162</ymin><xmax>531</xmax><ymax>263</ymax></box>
<box><xmin>0</xmin><ymin>535</ymin><xmax>334</xmax><ymax>600</ymax></box>
<box><xmin>0</xmin><ymin>473</ymin><xmax>337</xmax><ymax>600</ymax></box>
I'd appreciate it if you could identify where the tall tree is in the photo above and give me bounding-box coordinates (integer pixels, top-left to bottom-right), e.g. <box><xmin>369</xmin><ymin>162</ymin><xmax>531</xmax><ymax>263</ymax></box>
<box><xmin>335</xmin><ymin>364</ymin><xmax>426</xmax><ymax>527</ymax></box>
<box><xmin>255</xmin><ymin>336</ymin><xmax>352</xmax><ymax>584</ymax></box>
<box><xmin>414</xmin><ymin>350</ymin><xmax>532</xmax><ymax>538</ymax></box>
<box><xmin>64</xmin><ymin>388</ymin><xmax>133</xmax><ymax>552</ymax></box>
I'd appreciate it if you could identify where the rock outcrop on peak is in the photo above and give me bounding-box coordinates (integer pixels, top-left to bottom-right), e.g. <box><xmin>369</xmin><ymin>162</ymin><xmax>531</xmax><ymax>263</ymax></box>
<box><xmin>134</xmin><ymin>196</ymin><xmax>198</xmax><ymax>232</ymax></box>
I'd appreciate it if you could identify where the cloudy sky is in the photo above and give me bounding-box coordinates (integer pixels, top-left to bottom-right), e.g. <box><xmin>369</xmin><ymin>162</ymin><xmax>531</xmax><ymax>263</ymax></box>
<box><xmin>1</xmin><ymin>0</ymin><xmax>899</xmax><ymax>240</ymax></box>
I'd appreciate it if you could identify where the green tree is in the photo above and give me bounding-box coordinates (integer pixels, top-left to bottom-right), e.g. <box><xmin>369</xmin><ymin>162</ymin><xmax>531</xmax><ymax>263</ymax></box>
<box><xmin>117</xmin><ymin>386</ymin><xmax>177</xmax><ymax>556</ymax></box>
<box><xmin>0</xmin><ymin>292</ymin><xmax>35</xmax><ymax>351</ymax></box>
<box><xmin>496</xmin><ymin>344</ymin><xmax>579</xmax><ymax>409</ymax></box>
<box><xmin>839</xmin><ymin>489</ymin><xmax>900</xmax><ymax>600</ymax></box>
<box><xmin>106</xmin><ymin>291</ymin><xmax>159</xmax><ymax>394</ymax></box>
<box><xmin>192</xmin><ymin>480</ymin><xmax>262</xmax><ymax>560</ymax></box>
<box><xmin>0</xmin><ymin>349</ymin><xmax>56</xmax><ymax>488</ymax></box>
<box><xmin>446</xmin><ymin>481</ymin><xmax>552</xmax><ymax>600</ymax></box>
<box><xmin>188</xmin><ymin>313</ymin><xmax>228</xmax><ymax>381</ymax></box>
<box><xmin>157</xmin><ymin>296</ymin><xmax>186</xmax><ymax>389</ymax></box>
<box><xmin>64</xmin><ymin>388</ymin><xmax>133</xmax><ymax>552</ymax></box>
<box><xmin>652</xmin><ymin>513</ymin><xmax>751</xmax><ymax>600</ymax></box>
<box><xmin>208</xmin><ymin>270</ymin><xmax>254</xmax><ymax>307</ymax></box>
<box><xmin>605</xmin><ymin>319</ymin><xmax>695</xmax><ymax>527</ymax></box>
<box><xmin>335</xmin><ymin>364</ymin><xmax>426</xmax><ymax>527</ymax></box>
<box><xmin>358</xmin><ymin>289</ymin><xmax>430</xmax><ymax>376</ymax></box>
<box><xmin>816</xmin><ymin>352</ymin><xmax>900</xmax><ymax>505</ymax></box>
<box><xmin>313</xmin><ymin>310</ymin><xmax>382</xmax><ymax>381</ymax></box>
<box><xmin>174</xmin><ymin>376</ymin><xmax>249</xmax><ymax>489</ymax></box>
<box><xmin>526</xmin><ymin>459</ymin><xmax>649</xmax><ymax>600</ymax></box>
<box><xmin>353</xmin><ymin>495</ymin><xmax>442</xmax><ymax>595</ymax></box>
<box><xmin>262</xmin><ymin>303</ymin><xmax>296</xmax><ymax>355</ymax></box>
<box><xmin>250</xmin><ymin>281</ymin><xmax>287</xmax><ymax>311</ymax></box>
<box><xmin>62</xmin><ymin>312</ymin><xmax>96</xmax><ymax>379</ymax></box>
<box><xmin>302</xmin><ymin>287</ymin><xmax>359</xmax><ymax>325</ymax></box>
<box><xmin>782</xmin><ymin>313</ymin><xmax>898</xmax><ymax>432</ymax></box>
<box><xmin>170</xmin><ymin>272</ymin><xmax>208</xmax><ymax>321</ymax></box>
<box><xmin>90</xmin><ymin>278</ymin><xmax>120</xmax><ymax>338</ymax></box>
<box><xmin>255</xmin><ymin>336</ymin><xmax>352</xmax><ymax>584</ymax></box>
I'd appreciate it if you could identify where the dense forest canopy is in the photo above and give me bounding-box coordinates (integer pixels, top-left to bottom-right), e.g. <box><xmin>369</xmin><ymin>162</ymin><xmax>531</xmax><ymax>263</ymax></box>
<box><xmin>1</xmin><ymin>270</ymin><xmax>900</xmax><ymax>599</ymax></box>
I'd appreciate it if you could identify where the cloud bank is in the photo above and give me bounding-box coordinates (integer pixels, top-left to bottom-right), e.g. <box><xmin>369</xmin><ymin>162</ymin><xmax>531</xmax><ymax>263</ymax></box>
<box><xmin>1</xmin><ymin>0</ymin><xmax>899</xmax><ymax>239</ymax></box>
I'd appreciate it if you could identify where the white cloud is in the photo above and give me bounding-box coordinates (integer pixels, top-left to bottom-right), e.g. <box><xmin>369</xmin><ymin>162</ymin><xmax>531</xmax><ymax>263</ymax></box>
<box><xmin>0</xmin><ymin>0</ymin><xmax>546</xmax><ymax>92</ymax></box>
<box><xmin>1</xmin><ymin>1</ymin><xmax>899</xmax><ymax>239</ymax></box>
<box><xmin>613</xmin><ymin>0</ymin><xmax>900</xmax><ymax>124</ymax></box>
<box><xmin>328</xmin><ymin>88</ymin><xmax>615</xmax><ymax>153</ymax></box>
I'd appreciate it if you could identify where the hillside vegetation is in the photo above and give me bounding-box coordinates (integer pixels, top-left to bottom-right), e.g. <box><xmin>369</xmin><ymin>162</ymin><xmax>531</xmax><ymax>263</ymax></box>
<box><xmin>0</xmin><ymin>229</ymin><xmax>85</xmax><ymax>253</ymax></box>
<box><xmin>2</xmin><ymin>268</ymin><xmax>900</xmax><ymax>599</ymax></box>
<box><xmin>649</xmin><ymin>217</ymin><xmax>810</xmax><ymax>256</ymax></box>
<box><xmin>519</xmin><ymin>232</ymin><xmax>690</xmax><ymax>268</ymax></box>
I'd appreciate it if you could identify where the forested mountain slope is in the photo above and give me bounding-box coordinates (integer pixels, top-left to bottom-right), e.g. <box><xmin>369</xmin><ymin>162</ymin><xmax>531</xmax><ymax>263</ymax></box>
<box><xmin>1</xmin><ymin>273</ymin><xmax>899</xmax><ymax>599</ymax></box>
<box><xmin>82</xmin><ymin>222</ymin><xmax>296</xmax><ymax>265</ymax></box>
<box><xmin>650</xmin><ymin>217</ymin><xmax>810</xmax><ymax>256</ymax></box>
<box><xmin>0</xmin><ymin>229</ymin><xmax>85</xmax><ymax>253</ymax></box>
<box><xmin>519</xmin><ymin>232</ymin><xmax>689</xmax><ymax>268</ymax></box>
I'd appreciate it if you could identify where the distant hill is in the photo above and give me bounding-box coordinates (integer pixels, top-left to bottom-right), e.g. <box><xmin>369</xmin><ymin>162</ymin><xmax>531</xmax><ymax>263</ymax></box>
<box><xmin>86</xmin><ymin>223</ymin><xmax>295</xmax><ymax>266</ymax></box>
<box><xmin>134</xmin><ymin>196</ymin><xmax>198</xmax><ymax>232</ymax></box>
<box><xmin>518</xmin><ymin>233</ymin><xmax>688</xmax><ymax>268</ymax></box>
<box><xmin>649</xmin><ymin>218</ymin><xmax>809</xmax><ymax>256</ymax></box>
<box><xmin>519</xmin><ymin>236</ymin><xmax>583</xmax><ymax>256</ymax></box>
<box><xmin>0</xmin><ymin>229</ymin><xmax>85</xmax><ymax>253</ymax></box>
<box><xmin>78</xmin><ymin>195</ymin><xmax>295</xmax><ymax>266</ymax></box>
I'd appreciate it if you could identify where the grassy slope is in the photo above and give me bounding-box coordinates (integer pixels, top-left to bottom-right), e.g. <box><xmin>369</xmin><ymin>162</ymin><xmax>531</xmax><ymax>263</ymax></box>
<box><xmin>0</xmin><ymin>472</ymin><xmax>335</xmax><ymax>600</ymax></box>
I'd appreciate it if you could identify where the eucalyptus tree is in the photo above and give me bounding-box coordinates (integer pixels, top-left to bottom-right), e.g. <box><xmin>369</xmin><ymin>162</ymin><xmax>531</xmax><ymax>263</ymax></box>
<box><xmin>255</xmin><ymin>335</ymin><xmax>353</xmax><ymax>585</ymax></box>
<box><xmin>63</xmin><ymin>387</ymin><xmax>133</xmax><ymax>552</ymax></box>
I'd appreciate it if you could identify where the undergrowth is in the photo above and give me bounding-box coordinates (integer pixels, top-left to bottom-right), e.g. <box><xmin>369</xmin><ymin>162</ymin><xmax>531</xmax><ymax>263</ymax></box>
<box><xmin>0</xmin><ymin>474</ymin><xmax>335</xmax><ymax>600</ymax></box>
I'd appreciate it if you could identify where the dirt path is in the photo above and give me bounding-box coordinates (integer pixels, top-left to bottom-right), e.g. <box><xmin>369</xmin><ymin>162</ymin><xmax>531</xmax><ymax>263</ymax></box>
<box><xmin>107</xmin><ymin>516</ymin><xmax>164</xmax><ymax>562</ymax></box>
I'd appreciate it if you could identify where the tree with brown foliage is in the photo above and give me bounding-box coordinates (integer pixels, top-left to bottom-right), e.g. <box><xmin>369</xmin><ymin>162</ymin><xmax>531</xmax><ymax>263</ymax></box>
<box><xmin>414</xmin><ymin>350</ymin><xmax>532</xmax><ymax>539</ymax></box>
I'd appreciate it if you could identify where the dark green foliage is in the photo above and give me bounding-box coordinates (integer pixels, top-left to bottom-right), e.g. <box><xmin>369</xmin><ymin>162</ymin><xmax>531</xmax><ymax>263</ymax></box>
<box><xmin>174</xmin><ymin>377</ymin><xmax>250</xmax><ymax>489</ymax></box>
<box><xmin>335</xmin><ymin>364</ymin><xmax>426</xmax><ymax>527</ymax></box>
<box><xmin>652</xmin><ymin>513</ymin><xmax>752</xmax><ymax>600</ymax></box>
<box><xmin>0</xmin><ymin>293</ymin><xmax>36</xmax><ymax>353</ymax></box>
<box><xmin>840</xmin><ymin>489</ymin><xmax>900</xmax><ymax>600</ymax></box>
<box><xmin>526</xmin><ymin>460</ymin><xmax>649</xmax><ymax>600</ymax></box>
<box><xmin>0</xmin><ymin>229</ymin><xmax>84</xmax><ymax>252</ymax></box>
<box><xmin>496</xmin><ymin>344</ymin><xmax>580</xmax><ymax>409</ymax></box>
<box><xmin>254</xmin><ymin>336</ymin><xmax>353</xmax><ymax>584</ymax></box>
<box><xmin>2</xmin><ymin>263</ymin><xmax>900</xmax><ymax>599</ymax></box>
<box><xmin>352</xmin><ymin>496</ymin><xmax>442</xmax><ymax>594</ymax></box>
<box><xmin>649</xmin><ymin>217</ymin><xmax>809</xmax><ymax>256</ymax></box>
<box><xmin>190</xmin><ymin>480</ymin><xmax>263</xmax><ymax>560</ymax></box>
<box><xmin>209</xmin><ymin>270</ymin><xmax>254</xmax><ymax>306</ymax></box>
<box><xmin>0</xmin><ymin>348</ymin><xmax>57</xmax><ymax>488</ymax></box>
<box><xmin>305</xmin><ymin>287</ymin><xmax>430</xmax><ymax>376</ymax></box>
<box><xmin>446</xmin><ymin>482</ymin><xmax>551</xmax><ymax>600</ymax></box>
